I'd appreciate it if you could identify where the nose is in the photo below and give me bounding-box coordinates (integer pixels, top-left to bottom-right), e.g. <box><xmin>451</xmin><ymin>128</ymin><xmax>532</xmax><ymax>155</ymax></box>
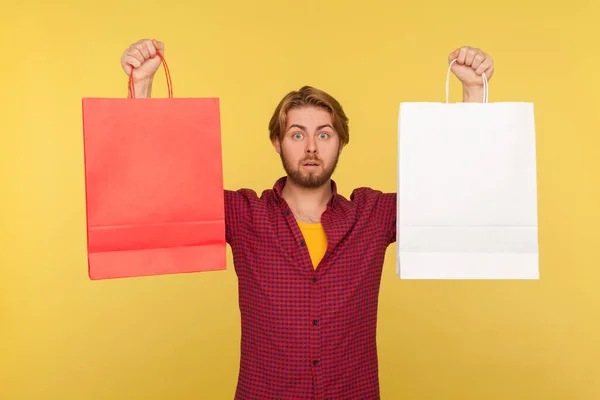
<box><xmin>305</xmin><ymin>135</ymin><xmax>317</xmax><ymax>154</ymax></box>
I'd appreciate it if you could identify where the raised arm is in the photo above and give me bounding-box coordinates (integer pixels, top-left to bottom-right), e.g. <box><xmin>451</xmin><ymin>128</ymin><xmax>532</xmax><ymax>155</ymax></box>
<box><xmin>120</xmin><ymin>38</ymin><xmax>165</xmax><ymax>99</ymax></box>
<box><xmin>448</xmin><ymin>46</ymin><xmax>495</xmax><ymax>103</ymax></box>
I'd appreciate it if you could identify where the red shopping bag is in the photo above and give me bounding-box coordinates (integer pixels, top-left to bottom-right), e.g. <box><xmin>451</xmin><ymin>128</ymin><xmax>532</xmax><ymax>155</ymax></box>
<box><xmin>81</xmin><ymin>53</ymin><xmax>226</xmax><ymax>280</ymax></box>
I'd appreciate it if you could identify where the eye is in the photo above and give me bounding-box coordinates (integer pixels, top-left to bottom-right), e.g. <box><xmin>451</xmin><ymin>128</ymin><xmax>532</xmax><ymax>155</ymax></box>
<box><xmin>293</xmin><ymin>132</ymin><xmax>304</xmax><ymax>140</ymax></box>
<box><xmin>318</xmin><ymin>132</ymin><xmax>329</xmax><ymax>140</ymax></box>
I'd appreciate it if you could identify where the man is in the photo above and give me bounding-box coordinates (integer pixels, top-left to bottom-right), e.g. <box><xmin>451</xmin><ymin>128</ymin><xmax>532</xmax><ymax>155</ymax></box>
<box><xmin>120</xmin><ymin>39</ymin><xmax>494</xmax><ymax>399</ymax></box>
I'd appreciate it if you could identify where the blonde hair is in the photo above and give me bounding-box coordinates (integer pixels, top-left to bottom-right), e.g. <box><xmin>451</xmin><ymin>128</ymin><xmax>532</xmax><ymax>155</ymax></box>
<box><xmin>268</xmin><ymin>86</ymin><xmax>349</xmax><ymax>146</ymax></box>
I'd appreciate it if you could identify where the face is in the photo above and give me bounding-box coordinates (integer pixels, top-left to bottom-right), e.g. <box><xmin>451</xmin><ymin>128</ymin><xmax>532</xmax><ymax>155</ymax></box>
<box><xmin>274</xmin><ymin>106</ymin><xmax>342</xmax><ymax>189</ymax></box>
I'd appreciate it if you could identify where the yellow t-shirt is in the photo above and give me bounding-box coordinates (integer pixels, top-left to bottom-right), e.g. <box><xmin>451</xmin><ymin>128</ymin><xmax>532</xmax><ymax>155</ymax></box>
<box><xmin>297</xmin><ymin>221</ymin><xmax>328</xmax><ymax>269</ymax></box>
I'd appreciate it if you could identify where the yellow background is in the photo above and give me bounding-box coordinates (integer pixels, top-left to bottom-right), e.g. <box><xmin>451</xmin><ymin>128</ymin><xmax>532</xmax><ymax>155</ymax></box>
<box><xmin>2</xmin><ymin>0</ymin><xmax>599</xmax><ymax>399</ymax></box>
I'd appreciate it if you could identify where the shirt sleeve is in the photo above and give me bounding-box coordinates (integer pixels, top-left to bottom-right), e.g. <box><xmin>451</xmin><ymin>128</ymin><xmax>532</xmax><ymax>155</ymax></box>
<box><xmin>378</xmin><ymin>192</ymin><xmax>397</xmax><ymax>245</ymax></box>
<box><xmin>350</xmin><ymin>188</ymin><xmax>397</xmax><ymax>245</ymax></box>
<box><xmin>224</xmin><ymin>188</ymin><xmax>257</xmax><ymax>246</ymax></box>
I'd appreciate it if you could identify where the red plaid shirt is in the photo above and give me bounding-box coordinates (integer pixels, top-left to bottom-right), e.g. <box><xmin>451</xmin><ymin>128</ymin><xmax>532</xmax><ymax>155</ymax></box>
<box><xmin>225</xmin><ymin>177</ymin><xmax>397</xmax><ymax>400</ymax></box>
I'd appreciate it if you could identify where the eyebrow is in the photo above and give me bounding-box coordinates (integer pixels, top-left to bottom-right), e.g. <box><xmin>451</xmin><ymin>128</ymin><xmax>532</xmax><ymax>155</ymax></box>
<box><xmin>287</xmin><ymin>124</ymin><xmax>334</xmax><ymax>131</ymax></box>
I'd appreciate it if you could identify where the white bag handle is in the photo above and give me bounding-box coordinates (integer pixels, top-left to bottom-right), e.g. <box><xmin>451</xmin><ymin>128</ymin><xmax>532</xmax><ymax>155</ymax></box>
<box><xmin>446</xmin><ymin>58</ymin><xmax>488</xmax><ymax>103</ymax></box>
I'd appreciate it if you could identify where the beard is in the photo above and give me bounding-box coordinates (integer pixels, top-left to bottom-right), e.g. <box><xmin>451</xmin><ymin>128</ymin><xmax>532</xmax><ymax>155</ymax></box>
<box><xmin>280</xmin><ymin>151</ymin><xmax>340</xmax><ymax>189</ymax></box>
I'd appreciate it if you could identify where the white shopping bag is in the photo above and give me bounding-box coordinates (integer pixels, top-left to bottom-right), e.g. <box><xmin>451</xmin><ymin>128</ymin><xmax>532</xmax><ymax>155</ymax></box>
<box><xmin>397</xmin><ymin>60</ymin><xmax>539</xmax><ymax>279</ymax></box>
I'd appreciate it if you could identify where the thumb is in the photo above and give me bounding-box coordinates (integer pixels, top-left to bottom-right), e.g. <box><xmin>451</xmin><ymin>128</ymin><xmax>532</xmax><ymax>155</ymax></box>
<box><xmin>153</xmin><ymin>39</ymin><xmax>165</xmax><ymax>55</ymax></box>
<box><xmin>448</xmin><ymin>48</ymin><xmax>460</xmax><ymax>64</ymax></box>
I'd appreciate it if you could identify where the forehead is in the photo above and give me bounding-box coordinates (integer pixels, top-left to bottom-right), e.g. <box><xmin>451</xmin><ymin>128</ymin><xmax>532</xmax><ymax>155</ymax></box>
<box><xmin>286</xmin><ymin>106</ymin><xmax>333</xmax><ymax>129</ymax></box>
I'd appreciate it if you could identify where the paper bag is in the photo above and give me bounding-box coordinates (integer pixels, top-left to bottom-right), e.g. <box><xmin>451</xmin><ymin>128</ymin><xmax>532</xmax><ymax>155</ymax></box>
<box><xmin>82</xmin><ymin>53</ymin><xmax>226</xmax><ymax>280</ymax></box>
<box><xmin>397</xmin><ymin>60</ymin><xmax>539</xmax><ymax>279</ymax></box>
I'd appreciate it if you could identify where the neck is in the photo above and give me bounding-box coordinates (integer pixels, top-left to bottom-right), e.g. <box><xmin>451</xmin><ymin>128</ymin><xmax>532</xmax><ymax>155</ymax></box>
<box><xmin>281</xmin><ymin>178</ymin><xmax>332</xmax><ymax>222</ymax></box>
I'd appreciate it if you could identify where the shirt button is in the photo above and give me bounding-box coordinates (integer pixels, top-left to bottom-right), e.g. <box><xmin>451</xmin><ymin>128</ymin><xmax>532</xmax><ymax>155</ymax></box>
<box><xmin>312</xmin><ymin>320</ymin><xmax>318</xmax><ymax>326</ymax></box>
<box><xmin>313</xmin><ymin>360</ymin><xmax>319</xmax><ymax>366</ymax></box>
<box><xmin>284</xmin><ymin>210</ymin><xmax>290</xmax><ymax>215</ymax></box>
<box><xmin>313</xmin><ymin>277</ymin><xmax>317</xmax><ymax>282</ymax></box>
<box><xmin>300</xmin><ymin>240</ymin><xmax>305</xmax><ymax>247</ymax></box>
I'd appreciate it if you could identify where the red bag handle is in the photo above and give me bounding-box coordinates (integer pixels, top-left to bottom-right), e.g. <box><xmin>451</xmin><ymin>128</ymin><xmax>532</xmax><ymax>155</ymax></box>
<box><xmin>128</xmin><ymin>51</ymin><xmax>173</xmax><ymax>99</ymax></box>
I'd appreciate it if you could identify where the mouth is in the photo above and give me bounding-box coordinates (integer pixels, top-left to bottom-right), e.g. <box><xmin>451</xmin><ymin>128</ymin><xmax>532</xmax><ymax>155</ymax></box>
<box><xmin>302</xmin><ymin>161</ymin><xmax>321</xmax><ymax>169</ymax></box>
<box><xmin>302</xmin><ymin>158</ymin><xmax>321</xmax><ymax>167</ymax></box>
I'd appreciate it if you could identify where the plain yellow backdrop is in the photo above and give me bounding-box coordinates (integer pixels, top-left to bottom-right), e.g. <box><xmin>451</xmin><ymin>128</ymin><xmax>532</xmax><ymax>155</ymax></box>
<box><xmin>2</xmin><ymin>0</ymin><xmax>599</xmax><ymax>399</ymax></box>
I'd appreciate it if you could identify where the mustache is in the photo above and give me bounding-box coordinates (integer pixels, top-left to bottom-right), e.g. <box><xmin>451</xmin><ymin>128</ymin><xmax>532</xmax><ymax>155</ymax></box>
<box><xmin>300</xmin><ymin>156</ymin><xmax>322</xmax><ymax>163</ymax></box>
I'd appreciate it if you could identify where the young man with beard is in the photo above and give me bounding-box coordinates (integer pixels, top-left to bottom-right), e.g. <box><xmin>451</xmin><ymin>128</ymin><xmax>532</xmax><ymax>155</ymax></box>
<box><xmin>120</xmin><ymin>39</ymin><xmax>494</xmax><ymax>400</ymax></box>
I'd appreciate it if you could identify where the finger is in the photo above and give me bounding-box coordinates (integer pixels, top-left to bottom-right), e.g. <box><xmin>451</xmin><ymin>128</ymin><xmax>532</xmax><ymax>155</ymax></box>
<box><xmin>475</xmin><ymin>58</ymin><xmax>493</xmax><ymax>75</ymax></box>
<box><xmin>144</xmin><ymin>39</ymin><xmax>157</xmax><ymax>58</ymax></box>
<box><xmin>122</xmin><ymin>55</ymin><xmax>142</xmax><ymax>69</ymax></box>
<box><xmin>457</xmin><ymin>47</ymin><xmax>468</xmax><ymax>64</ymax></box>
<box><xmin>135</xmin><ymin>42</ymin><xmax>150</xmax><ymax>59</ymax></box>
<box><xmin>472</xmin><ymin>52</ymin><xmax>486</xmax><ymax>70</ymax></box>
<box><xmin>465</xmin><ymin>47</ymin><xmax>479</xmax><ymax>66</ymax></box>
<box><xmin>134</xmin><ymin>38</ymin><xmax>151</xmax><ymax>49</ymax></box>
<box><xmin>127</xmin><ymin>48</ymin><xmax>145</xmax><ymax>64</ymax></box>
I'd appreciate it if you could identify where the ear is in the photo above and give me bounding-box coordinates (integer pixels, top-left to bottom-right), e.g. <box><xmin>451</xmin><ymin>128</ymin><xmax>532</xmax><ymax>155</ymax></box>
<box><xmin>273</xmin><ymin>137</ymin><xmax>282</xmax><ymax>155</ymax></box>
